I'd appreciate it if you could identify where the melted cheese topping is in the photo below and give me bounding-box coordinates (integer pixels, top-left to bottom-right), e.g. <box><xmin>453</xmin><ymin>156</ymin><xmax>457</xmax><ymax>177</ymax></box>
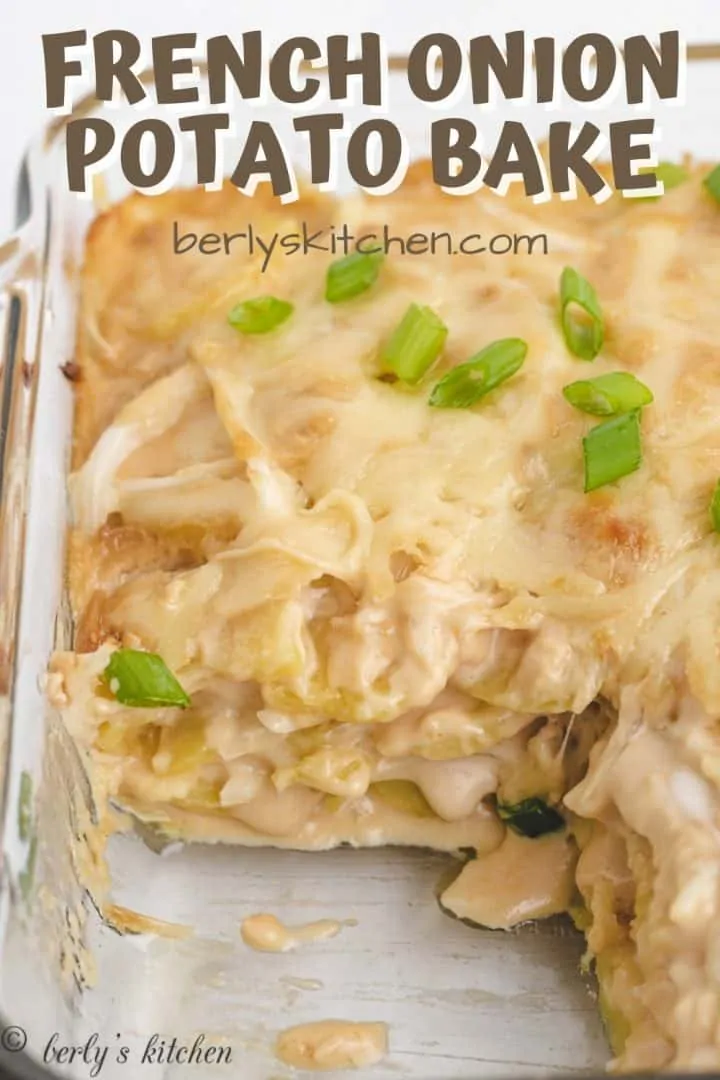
<box><xmin>52</xmin><ymin>165</ymin><xmax>720</xmax><ymax>1073</ymax></box>
<box><xmin>274</xmin><ymin>1020</ymin><xmax>388</xmax><ymax>1071</ymax></box>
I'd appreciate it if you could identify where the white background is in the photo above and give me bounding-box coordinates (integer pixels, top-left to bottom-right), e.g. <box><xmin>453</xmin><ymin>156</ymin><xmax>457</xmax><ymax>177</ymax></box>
<box><xmin>0</xmin><ymin>0</ymin><xmax>718</xmax><ymax>240</ymax></box>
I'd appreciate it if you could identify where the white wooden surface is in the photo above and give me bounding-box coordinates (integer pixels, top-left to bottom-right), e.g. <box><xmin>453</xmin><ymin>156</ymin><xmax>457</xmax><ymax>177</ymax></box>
<box><xmin>80</xmin><ymin>837</ymin><xmax>609</xmax><ymax>1079</ymax></box>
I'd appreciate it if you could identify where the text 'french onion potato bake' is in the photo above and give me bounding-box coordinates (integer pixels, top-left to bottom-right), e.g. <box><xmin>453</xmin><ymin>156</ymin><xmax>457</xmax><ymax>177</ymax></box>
<box><xmin>48</xmin><ymin>160</ymin><xmax>720</xmax><ymax>1073</ymax></box>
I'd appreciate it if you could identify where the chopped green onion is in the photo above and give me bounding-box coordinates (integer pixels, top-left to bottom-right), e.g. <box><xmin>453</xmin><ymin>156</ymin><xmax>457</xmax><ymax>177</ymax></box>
<box><xmin>563</xmin><ymin>372</ymin><xmax>654</xmax><ymax>417</ymax></box>
<box><xmin>710</xmin><ymin>480</ymin><xmax>720</xmax><ymax>533</ymax></box>
<box><xmin>654</xmin><ymin>161</ymin><xmax>689</xmax><ymax>191</ymax></box>
<box><xmin>325</xmin><ymin>251</ymin><xmax>384</xmax><ymax>303</ymax></box>
<box><xmin>560</xmin><ymin>267</ymin><xmax>604</xmax><ymax>361</ymax></box>
<box><xmin>381</xmin><ymin>303</ymin><xmax>448</xmax><ymax>384</ymax></box>
<box><xmin>18</xmin><ymin>771</ymin><xmax>32</xmax><ymax>842</ymax></box>
<box><xmin>228</xmin><ymin>296</ymin><xmax>293</xmax><ymax>334</ymax></box>
<box><xmin>429</xmin><ymin>338</ymin><xmax>528</xmax><ymax>409</ymax></box>
<box><xmin>103</xmin><ymin>650</ymin><xmax>191</xmax><ymax>709</ymax></box>
<box><xmin>583</xmin><ymin>411</ymin><xmax>642</xmax><ymax>493</ymax></box>
<box><xmin>496</xmin><ymin>797</ymin><xmax>564</xmax><ymax>838</ymax></box>
<box><xmin>704</xmin><ymin>165</ymin><xmax>720</xmax><ymax>204</ymax></box>
<box><xmin>637</xmin><ymin>161</ymin><xmax>689</xmax><ymax>201</ymax></box>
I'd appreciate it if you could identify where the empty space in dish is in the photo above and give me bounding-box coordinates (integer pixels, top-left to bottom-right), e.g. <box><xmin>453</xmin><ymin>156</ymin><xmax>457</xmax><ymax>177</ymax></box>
<box><xmin>85</xmin><ymin>840</ymin><xmax>608</xmax><ymax>1078</ymax></box>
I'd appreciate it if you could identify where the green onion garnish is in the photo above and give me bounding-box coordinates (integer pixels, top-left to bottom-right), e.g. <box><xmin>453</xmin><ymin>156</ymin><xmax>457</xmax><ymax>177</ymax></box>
<box><xmin>103</xmin><ymin>650</ymin><xmax>191</xmax><ymax>709</ymax></box>
<box><xmin>496</xmin><ymin>797</ymin><xmax>564</xmax><ymax>838</ymax></box>
<box><xmin>325</xmin><ymin>251</ymin><xmax>384</xmax><ymax>303</ymax></box>
<box><xmin>381</xmin><ymin>303</ymin><xmax>448</xmax><ymax>384</ymax></box>
<box><xmin>654</xmin><ymin>161</ymin><xmax>689</xmax><ymax>191</ymax></box>
<box><xmin>583</xmin><ymin>411</ymin><xmax>642</xmax><ymax>493</ymax></box>
<box><xmin>637</xmin><ymin>161</ymin><xmax>689</xmax><ymax>201</ymax></box>
<box><xmin>710</xmin><ymin>480</ymin><xmax>720</xmax><ymax>532</ymax></box>
<box><xmin>563</xmin><ymin>372</ymin><xmax>653</xmax><ymax>417</ymax></box>
<box><xmin>429</xmin><ymin>338</ymin><xmax>528</xmax><ymax>409</ymax></box>
<box><xmin>228</xmin><ymin>296</ymin><xmax>293</xmax><ymax>334</ymax></box>
<box><xmin>18</xmin><ymin>771</ymin><xmax>32</xmax><ymax>842</ymax></box>
<box><xmin>560</xmin><ymin>267</ymin><xmax>604</xmax><ymax>361</ymax></box>
<box><xmin>703</xmin><ymin>165</ymin><xmax>720</xmax><ymax>204</ymax></box>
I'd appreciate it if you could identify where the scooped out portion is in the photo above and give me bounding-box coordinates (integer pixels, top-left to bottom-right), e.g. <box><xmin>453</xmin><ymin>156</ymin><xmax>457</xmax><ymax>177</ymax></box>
<box><xmin>52</xmin><ymin>165</ymin><xmax>720</xmax><ymax>1073</ymax></box>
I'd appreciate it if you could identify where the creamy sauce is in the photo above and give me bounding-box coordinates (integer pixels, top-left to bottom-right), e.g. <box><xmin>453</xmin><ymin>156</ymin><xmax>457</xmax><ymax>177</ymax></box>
<box><xmin>274</xmin><ymin>1020</ymin><xmax>388</xmax><ymax>1071</ymax></box>
<box><xmin>567</xmin><ymin>707</ymin><xmax>720</xmax><ymax>1071</ymax></box>
<box><xmin>103</xmin><ymin>903</ymin><xmax>193</xmax><ymax>940</ymax></box>
<box><xmin>441</xmin><ymin>830</ymin><xmax>576</xmax><ymax>929</ymax></box>
<box><xmin>240</xmin><ymin>913</ymin><xmax>348</xmax><ymax>953</ymax></box>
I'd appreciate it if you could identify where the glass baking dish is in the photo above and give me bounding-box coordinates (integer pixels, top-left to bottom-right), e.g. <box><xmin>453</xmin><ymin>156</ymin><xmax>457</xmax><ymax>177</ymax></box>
<box><xmin>1</xmin><ymin>47</ymin><xmax>719</xmax><ymax>1080</ymax></box>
